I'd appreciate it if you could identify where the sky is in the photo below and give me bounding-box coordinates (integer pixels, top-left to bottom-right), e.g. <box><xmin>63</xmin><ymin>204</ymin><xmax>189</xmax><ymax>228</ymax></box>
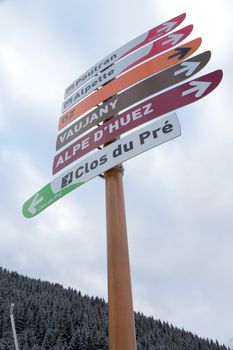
<box><xmin>0</xmin><ymin>0</ymin><xmax>232</xmax><ymax>346</ymax></box>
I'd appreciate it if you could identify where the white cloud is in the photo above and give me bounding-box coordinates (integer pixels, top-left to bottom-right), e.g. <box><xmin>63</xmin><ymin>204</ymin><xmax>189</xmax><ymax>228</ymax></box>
<box><xmin>0</xmin><ymin>141</ymin><xmax>108</xmax><ymax>299</ymax></box>
<box><xmin>0</xmin><ymin>0</ymin><xmax>233</xmax><ymax>346</ymax></box>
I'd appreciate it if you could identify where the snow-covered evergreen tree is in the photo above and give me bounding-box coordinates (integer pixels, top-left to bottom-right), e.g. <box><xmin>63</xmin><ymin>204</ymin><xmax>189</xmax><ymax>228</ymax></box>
<box><xmin>0</xmin><ymin>267</ymin><xmax>229</xmax><ymax>350</ymax></box>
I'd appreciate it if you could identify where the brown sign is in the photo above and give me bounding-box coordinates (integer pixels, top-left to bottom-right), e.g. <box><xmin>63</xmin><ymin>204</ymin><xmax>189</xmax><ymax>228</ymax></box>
<box><xmin>56</xmin><ymin>51</ymin><xmax>211</xmax><ymax>150</ymax></box>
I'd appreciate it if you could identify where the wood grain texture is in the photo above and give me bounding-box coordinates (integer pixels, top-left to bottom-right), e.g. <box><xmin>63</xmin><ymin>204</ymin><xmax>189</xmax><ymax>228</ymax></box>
<box><xmin>105</xmin><ymin>167</ymin><xmax>137</xmax><ymax>350</ymax></box>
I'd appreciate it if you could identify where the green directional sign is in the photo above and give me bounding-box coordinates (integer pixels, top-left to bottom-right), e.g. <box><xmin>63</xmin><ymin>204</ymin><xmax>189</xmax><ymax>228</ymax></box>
<box><xmin>23</xmin><ymin>183</ymin><xmax>82</xmax><ymax>218</ymax></box>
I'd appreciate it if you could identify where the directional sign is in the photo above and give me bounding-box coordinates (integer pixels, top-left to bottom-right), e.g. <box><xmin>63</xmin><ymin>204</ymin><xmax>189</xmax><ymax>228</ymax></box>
<box><xmin>64</xmin><ymin>13</ymin><xmax>186</xmax><ymax>98</ymax></box>
<box><xmin>62</xmin><ymin>25</ymin><xmax>193</xmax><ymax>113</ymax></box>
<box><xmin>56</xmin><ymin>51</ymin><xmax>211</xmax><ymax>150</ymax></box>
<box><xmin>23</xmin><ymin>114</ymin><xmax>181</xmax><ymax>218</ymax></box>
<box><xmin>53</xmin><ymin>69</ymin><xmax>223</xmax><ymax>174</ymax></box>
<box><xmin>58</xmin><ymin>38</ymin><xmax>202</xmax><ymax>130</ymax></box>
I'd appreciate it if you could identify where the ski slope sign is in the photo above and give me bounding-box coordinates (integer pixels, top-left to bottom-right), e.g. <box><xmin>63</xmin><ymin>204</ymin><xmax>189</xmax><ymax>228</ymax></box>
<box><xmin>23</xmin><ymin>114</ymin><xmax>181</xmax><ymax>218</ymax></box>
<box><xmin>22</xmin><ymin>13</ymin><xmax>224</xmax><ymax>219</ymax></box>
<box><xmin>59</xmin><ymin>38</ymin><xmax>202</xmax><ymax>130</ymax></box>
<box><xmin>56</xmin><ymin>51</ymin><xmax>211</xmax><ymax>150</ymax></box>
<box><xmin>53</xmin><ymin>70</ymin><xmax>223</xmax><ymax>174</ymax></box>
<box><xmin>62</xmin><ymin>25</ymin><xmax>193</xmax><ymax>113</ymax></box>
<box><xmin>64</xmin><ymin>13</ymin><xmax>186</xmax><ymax>98</ymax></box>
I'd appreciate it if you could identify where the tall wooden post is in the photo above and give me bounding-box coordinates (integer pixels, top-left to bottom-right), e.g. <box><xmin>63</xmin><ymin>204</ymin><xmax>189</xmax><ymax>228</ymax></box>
<box><xmin>105</xmin><ymin>165</ymin><xmax>137</xmax><ymax>350</ymax></box>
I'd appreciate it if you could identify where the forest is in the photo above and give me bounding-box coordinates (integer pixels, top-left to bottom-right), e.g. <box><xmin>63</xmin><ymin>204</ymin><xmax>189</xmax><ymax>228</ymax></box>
<box><xmin>0</xmin><ymin>267</ymin><xmax>229</xmax><ymax>350</ymax></box>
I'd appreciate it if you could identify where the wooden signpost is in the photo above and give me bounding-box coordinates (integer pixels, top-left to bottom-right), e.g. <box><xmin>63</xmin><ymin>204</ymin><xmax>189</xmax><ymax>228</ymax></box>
<box><xmin>22</xmin><ymin>14</ymin><xmax>223</xmax><ymax>350</ymax></box>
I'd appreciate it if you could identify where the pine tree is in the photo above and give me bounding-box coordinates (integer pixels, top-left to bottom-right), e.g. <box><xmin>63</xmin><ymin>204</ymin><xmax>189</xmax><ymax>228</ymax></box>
<box><xmin>69</xmin><ymin>329</ymin><xmax>84</xmax><ymax>350</ymax></box>
<box><xmin>0</xmin><ymin>267</ymin><xmax>228</xmax><ymax>350</ymax></box>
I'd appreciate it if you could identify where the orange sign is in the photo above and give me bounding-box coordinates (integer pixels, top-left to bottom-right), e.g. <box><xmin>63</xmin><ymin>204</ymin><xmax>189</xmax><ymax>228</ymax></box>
<box><xmin>58</xmin><ymin>38</ymin><xmax>202</xmax><ymax>130</ymax></box>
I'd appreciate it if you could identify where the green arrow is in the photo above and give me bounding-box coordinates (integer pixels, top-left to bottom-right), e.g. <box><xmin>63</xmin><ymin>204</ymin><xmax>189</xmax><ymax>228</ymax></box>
<box><xmin>23</xmin><ymin>182</ymin><xmax>83</xmax><ymax>218</ymax></box>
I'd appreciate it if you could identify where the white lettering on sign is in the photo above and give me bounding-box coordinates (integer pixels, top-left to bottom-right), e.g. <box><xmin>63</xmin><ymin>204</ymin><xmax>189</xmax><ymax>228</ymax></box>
<box><xmin>51</xmin><ymin>113</ymin><xmax>181</xmax><ymax>192</ymax></box>
<box><xmin>54</xmin><ymin>102</ymin><xmax>154</xmax><ymax>171</ymax></box>
<box><xmin>60</xmin><ymin>98</ymin><xmax>118</xmax><ymax>129</ymax></box>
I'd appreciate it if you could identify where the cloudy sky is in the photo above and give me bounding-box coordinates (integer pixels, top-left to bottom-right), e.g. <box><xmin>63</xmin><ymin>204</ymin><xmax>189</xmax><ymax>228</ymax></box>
<box><xmin>0</xmin><ymin>0</ymin><xmax>232</xmax><ymax>346</ymax></box>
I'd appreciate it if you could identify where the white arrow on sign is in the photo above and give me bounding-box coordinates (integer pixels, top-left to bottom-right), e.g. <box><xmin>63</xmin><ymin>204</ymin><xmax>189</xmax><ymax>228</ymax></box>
<box><xmin>161</xmin><ymin>33</ymin><xmax>184</xmax><ymax>46</ymax></box>
<box><xmin>28</xmin><ymin>193</ymin><xmax>44</xmax><ymax>215</ymax></box>
<box><xmin>157</xmin><ymin>21</ymin><xmax>177</xmax><ymax>33</ymax></box>
<box><xmin>173</xmin><ymin>61</ymin><xmax>201</xmax><ymax>77</ymax></box>
<box><xmin>182</xmin><ymin>80</ymin><xmax>212</xmax><ymax>98</ymax></box>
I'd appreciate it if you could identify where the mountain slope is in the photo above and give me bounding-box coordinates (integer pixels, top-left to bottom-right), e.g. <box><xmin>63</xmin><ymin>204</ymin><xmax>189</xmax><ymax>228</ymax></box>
<box><xmin>0</xmin><ymin>267</ymin><xmax>228</xmax><ymax>350</ymax></box>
